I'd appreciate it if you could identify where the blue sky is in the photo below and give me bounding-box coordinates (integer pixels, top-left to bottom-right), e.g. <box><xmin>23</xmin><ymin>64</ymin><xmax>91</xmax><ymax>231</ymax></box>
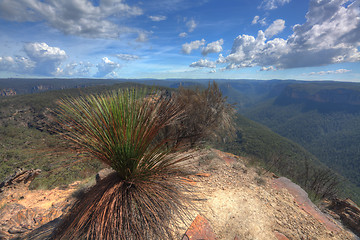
<box><xmin>0</xmin><ymin>0</ymin><xmax>359</xmax><ymax>81</ymax></box>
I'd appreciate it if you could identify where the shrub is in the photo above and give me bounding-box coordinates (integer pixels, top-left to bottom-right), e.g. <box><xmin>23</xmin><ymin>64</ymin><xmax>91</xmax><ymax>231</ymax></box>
<box><xmin>166</xmin><ymin>82</ymin><xmax>236</xmax><ymax>148</ymax></box>
<box><xmin>53</xmin><ymin>88</ymin><xmax>196</xmax><ymax>239</ymax></box>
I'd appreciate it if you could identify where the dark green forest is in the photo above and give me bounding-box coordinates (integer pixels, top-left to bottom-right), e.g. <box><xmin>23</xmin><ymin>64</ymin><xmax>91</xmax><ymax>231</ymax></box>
<box><xmin>239</xmin><ymin>83</ymin><xmax>360</xmax><ymax>195</ymax></box>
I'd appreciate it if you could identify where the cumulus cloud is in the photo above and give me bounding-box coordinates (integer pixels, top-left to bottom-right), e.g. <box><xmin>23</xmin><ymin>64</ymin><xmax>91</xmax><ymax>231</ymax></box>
<box><xmin>24</xmin><ymin>42</ymin><xmax>67</xmax><ymax>75</ymax></box>
<box><xmin>149</xmin><ymin>15</ymin><xmax>167</xmax><ymax>21</ymax></box>
<box><xmin>182</xmin><ymin>39</ymin><xmax>205</xmax><ymax>54</ymax></box>
<box><xmin>0</xmin><ymin>42</ymin><xmax>68</xmax><ymax>76</ymax></box>
<box><xmin>202</xmin><ymin>39</ymin><xmax>224</xmax><ymax>56</ymax></box>
<box><xmin>216</xmin><ymin>54</ymin><xmax>227</xmax><ymax>64</ymax></box>
<box><xmin>0</xmin><ymin>0</ymin><xmax>143</xmax><ymax>38</ymax></box>
<box><xmin>0</xmin><ymin>56</ymin><xmax>35</xmax><ymax>73</ymax></box>
<box><xmin>189</xmin><ymin>59</ymin><xmax>216</xmax><ymax>68</ymax></box>
<box><xmin>265</xmin><ymin>19</ymin><xmax>285</xmax><ymax>38</ymax></box>
<box><xmin>95</xmin><ymin>57</ymin><xmax>121</xmax><ymax>77</ymax></box>
<box><xmin>24</xmin><ymin>42</ymin><xmax>67</xmax><ymax>61</ymax></box>
<box><xmin>116</xmin><ymin>54</ymin><xmax>140</xmax><ymax>61</ymax></box>
<box><xmin>309</xmin><ymin>69</ymin><xmax>351</xmax><ymax>75</ymax></box>
<box><xmin>186</xmin><ymin>19</ymin><xmax>197</xmax><ymax>32</ymax></box>
<box><xmin>57</xmin><ymin>62</ymin><xmax>93</xmax><ymax>77</ymax></box>
<box><xmin>179</xmin><ymin>32</ymin><xmax>188</xmax><ymax>37</ymax></box>
<box><xmin>218</xmin><ymin>0</ymin><xmax>360</xmax><ymax>70</ymax></box>
<box><xmin>259</xmin><ymin>0</ymin><xmax>291</xmax><ymax>10</ymax></box>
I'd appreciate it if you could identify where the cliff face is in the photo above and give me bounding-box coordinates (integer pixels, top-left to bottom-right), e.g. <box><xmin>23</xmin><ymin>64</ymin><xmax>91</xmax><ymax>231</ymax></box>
<box><xmin>0</xmin><ymin>89</ymin><xmax>16</xmax><ymax>97</ymax></box>
<box><xmin>0</xmin><ymin>150</ymin><xmax>358</xmax><ymax>240</ymax></box>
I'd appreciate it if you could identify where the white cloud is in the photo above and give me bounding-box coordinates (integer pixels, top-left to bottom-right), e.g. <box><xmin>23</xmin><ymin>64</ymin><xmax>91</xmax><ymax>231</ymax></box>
<box><xmin>252</xmin><ymin>16</ymin><xmax>260</xmax><ymax>25</ymax></box>
<box><xmin>24</xmin><ymin>42</ymin><xmax>67</xmax><ymax>75</ymax></box>
<box><xmin>259</xmin><ymin>0</ymin><xmax>291</xmax><ymax>10</ymax></box>
<box><xmin>334</xmin><ymin>69</ymin><xmax>352</xmax><ymax>74</ymax></box>
<box><xmin>265</xmin><ymin>19</ymin><xmax>285</xmax><ymax>38</ymax></box>
<box><xmin>95</xmin><ymin>57</ymin><xmax>121</xmax><ymax>77</ymax></box>
<box><xmin>216</xmin><ymin>54</ymin><xmax>227</xmax><ymax>64</ymax></box>
<box><xmin>0</xmin><ymin>0</ymin><xmax>143</xmax><ymax>38</ymax></box>
<box><xmin>116</xmin><ymin>54</ymin><xmax>140</xmax><ymax>61</ymax></box>
<box><xmin>209</xmin><ymin>69</ymin><xmax>216</xmax><ymax>73</ymax></box>
<box><xmin>182</xmin><ymin>39</ymin><xmax>205</xmax><ymax>54</ymax></box>
<box><xmin>149</xmin><ymin>15</ymin><xmax>167</xmax><ymax>21</ymax></box>
<box><xmin>0</xmin><ymin>42</ymin><xmax>68</xmax><ymax>76</ymax></box>
<box><xmin>251</xmin><ymin>15</ymin><xmax>267</xmax><ymax>26</ymax></box>
<box><xmin>24</xmin><ymin>43</ymin><xmax>67</xmax><ymax>61</ymax></box>
<box><xmin>186</xmin><ymin>19</ymin><xmax>197</xmax><ymax>32</ymax></box>
<box><xmin>309</xmin><ymin>69</ymin><xmax>351</xmax><ymax>75</ymax></box>
<box><xmin>0</xmin><ymin>56</ymin><xmax>35</xmax><ymax>73</ymax></box>
<box><xmin>189</xmin><ymin>59</ymin><xmax>216</xmax><ymax>68</ymax></box>
<box><xmin>260</xmin><ymin>66</ymin><xmax>275</xmax><ymax>71</ymax></box>
<box><xmin>136</xmin><ymin>32</ymin><xmax>148</xmax><ymax>42</ymax></box>
<box><xmin>57</xmin><ymin>62</ymin><xmax>93</xmax><ymax>77</ymax></box>
<box><xmin>202</xmin><ymin>39</ymin><xmax>224</xmax><ymax>56</ymax></box>
<box><xmin>179</xmin><ymin>32</ymin><xmax>188</xmax><ymax>37</ymax></box>
<box><xmin>219</xmin><ymin>0</ymin><xmax>360</xmax><ymax>70</ymax></box>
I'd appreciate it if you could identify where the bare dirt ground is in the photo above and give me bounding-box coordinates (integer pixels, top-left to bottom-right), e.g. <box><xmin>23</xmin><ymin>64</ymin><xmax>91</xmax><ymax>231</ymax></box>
<box><xmin>182</xmin><ymin>148</ymin><xmax>357</xmax><ymax>240</ymax></box>
<box><xmin>0</xmin><ymin>148</ymin><xmax>358</xmax><ymax>240</ymax></box>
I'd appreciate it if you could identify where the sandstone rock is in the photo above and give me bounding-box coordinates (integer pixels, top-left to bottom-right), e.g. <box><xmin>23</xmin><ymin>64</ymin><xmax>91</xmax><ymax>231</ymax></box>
<box><xmin>182</xmin><ymin>215</ymin><xmax>216</xmax><ymax>240</ymax></box>
<box><xmin>0</xmin><ymin>169</ymin><xmax>76</xmax><ymax>239</ymax></box>
<box><xmin>0</xmin><ymin>169</ymin><xmax>41</xmax><ymax>194</ymax></box>
<box><xmin>272</xmin><ymin>177</ymin><xmax>341</xmax><ymax>233</ymax></box>
<box><xmin>95</xmin><ymin>168</ymin><xmax>115</xmax><ymax>183</ymax></box>
<box><xmin>0</xmin><ymin>229</ymin><xmax>10</xmax><ymax>240</ymax></box>
<box><xmin>328</xmin><ymin>198</ymin><xmax>360</xmax><ymax>237</ymax></box>
<box><xmin>274</xmin><ymin>231</ymin><xmax>290</xmax><ymax>240</ymax></box>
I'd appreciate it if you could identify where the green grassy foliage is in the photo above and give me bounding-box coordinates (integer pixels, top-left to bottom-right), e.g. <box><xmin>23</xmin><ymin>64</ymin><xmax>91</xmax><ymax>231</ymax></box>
<box><xmin>0</xmin><ymin>122</ymin><xmax>102</xmax><ymax>189</ymax></box>
<box><xmin>56</xmin><ymin>88</ymin><xmax>189</xmax><ymax>181</ymax></box>
<box><xmin>0</xmin><ymin>83</ymin><xmax>144</xmax><ymax>188</ymax></box>
<box><xmin>53</xmin><ymin>82</ymin><xmax>238</xmax><ymax>239</ymax></box>
<box><xmin>54</xmin><ymin>87</ymin><xmax>200</xmax><ymax>239</ymax></box>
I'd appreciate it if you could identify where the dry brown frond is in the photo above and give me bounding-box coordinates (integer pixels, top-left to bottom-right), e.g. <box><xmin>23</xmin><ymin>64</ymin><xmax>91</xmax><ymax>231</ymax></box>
<box><xmin>53</xmin><ymin>169</ymin><xmax>196</xmax><ymax>240</ymax></box>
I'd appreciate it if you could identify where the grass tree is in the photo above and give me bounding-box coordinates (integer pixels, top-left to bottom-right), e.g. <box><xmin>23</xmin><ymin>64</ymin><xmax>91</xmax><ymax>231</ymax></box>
<box><xmin>53</xmin><ymin>88</ymin><xmax>196</xmax><ymax>240</ymax></box>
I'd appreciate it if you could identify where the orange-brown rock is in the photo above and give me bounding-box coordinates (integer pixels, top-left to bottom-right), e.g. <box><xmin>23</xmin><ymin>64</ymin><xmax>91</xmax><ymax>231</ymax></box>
<box><xmin>182</xmin><ymin>215</ymin><xmax>216</xmax><ymax>240</ymax></box>
<box><xmin>328</xmin><ymin>198</ymin><xmax>360</xmax><ymax>237</ymax></box>
<box><xmin>0</xmin><ymin>169</ymin><xmax>41</xmax><ymax>194</ymax></box>
<box><xmin>0</xmin><ymin>169</ymin><xmax>78</xmax><ymax>239</ymax></box>
<box><xmin>272</xmin><ymin>177</ymin><xmax>341</xmax><ymax>233</ymax></box>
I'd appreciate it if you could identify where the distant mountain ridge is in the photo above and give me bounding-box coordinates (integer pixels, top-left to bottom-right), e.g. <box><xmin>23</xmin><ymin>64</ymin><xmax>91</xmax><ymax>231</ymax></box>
<box><xmin>232</xmin><ymin>81</ymin><xmax>360</xmax><ymax>203</ymax></box>
<box><xmin>275</xmin><ymin>83</ymin><xmax>360</xmax><ymax>111</ymax></box>
<box><xmin>0</xmin><ymin>78</ymin><xmax>124</xmax><ymax>95</ymax></box>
